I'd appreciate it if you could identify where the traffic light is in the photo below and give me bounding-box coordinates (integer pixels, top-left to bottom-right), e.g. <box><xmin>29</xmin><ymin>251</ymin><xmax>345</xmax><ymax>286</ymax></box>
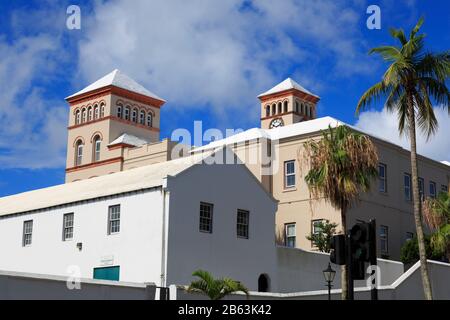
<box><xmin>349</xmin><ymin>222</ymin><xmax>371</xmax><ymax>280</ymax></box>
<box><xmin>330</xmin><ymin>234</ymin><xmax>346</xmax><ymax>265</ymax></box>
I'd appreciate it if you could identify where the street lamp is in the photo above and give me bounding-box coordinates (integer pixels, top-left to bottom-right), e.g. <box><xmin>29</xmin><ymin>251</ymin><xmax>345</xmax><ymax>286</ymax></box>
<box><xmin>323</xmin><ymin>262</ymin><xmax>336</xmax><ymax>301</ymax></box>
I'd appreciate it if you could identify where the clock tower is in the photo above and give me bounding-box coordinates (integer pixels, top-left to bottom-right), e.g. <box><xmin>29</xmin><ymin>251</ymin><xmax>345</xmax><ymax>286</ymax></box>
<box><xmin>258</xmin><ymin>78</ymin><xmax>320</xmax><ymax>129</ymax></box>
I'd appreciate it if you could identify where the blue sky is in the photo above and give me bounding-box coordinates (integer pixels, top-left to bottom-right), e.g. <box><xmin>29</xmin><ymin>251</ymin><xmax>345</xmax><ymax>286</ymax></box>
<box><xmin>0</xmin><ymin>0</ymin><xmax>449</xmax><ymax>196</ymax></box>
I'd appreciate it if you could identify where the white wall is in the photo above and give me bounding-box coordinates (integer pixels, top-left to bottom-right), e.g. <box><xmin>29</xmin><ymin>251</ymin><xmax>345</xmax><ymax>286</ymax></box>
<box><xmin>165</xmin><ymin>160</ymin><xmax>278</xmax><ymax>292</ymax></box>
<box><xmin>276</xmin><ymin>247</ymin><xmax>404</xmax><ymax>292</ymax></box>
<box><xmin>0</xmin><ymin>190</ymin><xmax>164</xmax><ymax>284</ymax></box>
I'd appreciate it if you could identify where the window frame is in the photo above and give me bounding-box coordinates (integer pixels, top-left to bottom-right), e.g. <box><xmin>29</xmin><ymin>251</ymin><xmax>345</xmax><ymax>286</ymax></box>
<box><xmin>146</xmin><ymin>113</ymin><xmax>153</xmax><ymax>127</ymax></box>
<box><xmin>429</xmin><ymin>181</ymin><xmax>436</xmax><ymax>199</ymax></box>
<box><xmin>284</xmin><ymin>160</ymin><xmax>296</xmax><ymax>189</ymax></box>
<box><xmin>108</xmin><ymin>205</ymin><xmax>121</xmax><ymax>235</ymax></box>
<box><xmin>236</xmin><ymin>209</ymin><xmax>250</xmax><ymax>239</ymax></box>
<box><xmin>23</xmin><ymin>220</ymin><xmax>33</xmax><ymax>247</ymax></box>
<box><xmin>312</xmin><ymin>219</ymin><xmax>324</xmax><ymax>236</ymax></box>
<box><xmin>378</xmin><ymin>163</ymin><xmax>387</xmax><ymax>193</ymax></box>
<box><xmin>124</xmin><ymin>106</ymin><xmax>130</xmax><ymax>121</ymax></box>
<box><xmin>62</xmin><ymin>213</ymin><xmax>74</xmax><ymax>241</ymax></box>
<box><xmin>380</xmin><ymin>225</ymin><xmax>389</xmax><ymax>254</ymax></box>
<box><xmin>404</xmin><ymin>173</ymin><xmax>412</xmax><ymax>201</ymax></box>
<box><xmin>442</xmin><ymin>184</ymin><xmax>448</xmax><ymax>193</ymax></box>
<box><xmin>199</xmin><ymin>202</ymin><xmax>213</xmax><ymax>233</ymax></box>
<box><xmin>76</xmin><ymin>141</ymin><xmax>83</xmax><ymax>166</ymax></box>
<box><xmin>117</xmin><ymin>105</ymin><xmax>123</xmax><ymax>118</ymax></box>
<box><xmin>94</xmin><ymin>137</ymin><xmax>101</xmax><ymax>162</ymax></box>
<box><xmin>285</xmin><ymin>223</ymin><xmax>296</xmax><ymax>248</ymax></box>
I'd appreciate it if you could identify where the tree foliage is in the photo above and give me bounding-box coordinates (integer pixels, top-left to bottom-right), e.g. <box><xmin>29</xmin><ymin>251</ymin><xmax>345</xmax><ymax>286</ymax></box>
<box><xmin>187</xmin><ymin>270</ymin><xmax>249</xmax><ymax>300</ymax></box>
<box><xmin>306</xmin><ymin>220</ymin><xmax>338</xmax><ymax>253</ymax></box>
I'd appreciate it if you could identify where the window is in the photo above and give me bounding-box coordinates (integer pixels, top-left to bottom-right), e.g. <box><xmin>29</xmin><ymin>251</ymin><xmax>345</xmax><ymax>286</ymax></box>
<box><xmin>132</xmin><ymin>108</ymin><xmax>138</xmax><ymax>123</ymax></box>
<box><xmin>284</xmin><ymin>160</ymin><xmax>296</xmax><ymax>188</ymax></box>
<box><xmin>81</xmin><ymin>109</ymin><xmax>87</xmax><ymax>123</ymax></box>
<box><xmin>199</xmin><ymin>202</ymin><xmax>213</xmax><ymax>233</ymax></box>
<box><xmin>23</xmin><ymin>220</ymin><xmax>33</xmax><ymax>246</ymax></box>
<box><xmin>100</xmin><ymin>104</ymin><xmax>105</xmax><ymax>117</ymax></box>
<box><xmin>75</xmin><ymin>140</ymin><xmax>83</xmax><ymax>166</ymax></box>
<box><xmin>429</xmin><ymin>181</ymin><xmax>436</xmax><ymax>198</ymax></box>
<box><xmin>277</xmin><ymin>102</ymin><xmax>282</xmax><ymax>114</ymax></box>
<box><xmin>406</xmin><ymin>232</ymin><xmax>414</xmax><ymax>241</ymax></box>
<box><xmin>295</xmin><ymin>101</ymin><xmax>299</xmax><ymax>113</ymax></box>
<box><xmin>124</xmin><ymin>107</ymin><xmax>130</xmax><ymax>120</ymax></box>
<box><xmin>117</xmin><ymin>105</ymin><xmax>123</xmax><ymax>118</ymax></box>
<box><xmin>404</xmin><ymin>173</ymin><xmax>411</xmax><ymax>201</ymax></box>
<box><xmin>380</xmin><ymin>225</ymin><xmax>388</xmax><ymax>254</ymax></box>
<box><xmin>442</xmin><ymin>184</ymin><xmax>448</xmax><ymax>193</ymax></box>
<box><xmin>108</xmin><ymin>205</ymin><xmax>121</xmax><ymax>234</ymax></box>
<box><xmin>88</xmin><ymin>106</ymin><xmax>93</xmax><ymax>121</ymax></box>
<box><xmin>94</xmin><ymin>105</ymin><xmax>99</xmax><ymax>119</ymax></box>
<box><xmin>283</xmin><ymin>101</ymin><xmax>288</xmax><ymax>113</ymax></box>
<box><xmin>312</xmin><ymin>219</ymin><xmax>324</xmax><ymax>236</ymax></box>
<box><xmin>63</xmin><ymin>213</ymin><xmax>74</xmax><ymax>241</ymax></box>
<box><xmin>265</xmin><ymin>105</ymin><xmax>270</xmax><ymax>117</ymax></box>
<box><xmin>418</xmin><ymin>177</ymin><xmax>424</xmax><ymax>201</ymax></box>
<box><xmin>75</xmin><ymin>110</ymin><xmax>81</xmax><ymax>125</ymax></box>
<box><xmin>285</xmin><ymin>223</ymin><xmax>296</xmax><ymax>248</ymax></box>
<box><xmin>93</xmin><ymin>136</ymin><xmax>101</xmax><ymax>162</ymax></box>
<box><xmin>147</xmin><ymin>113</ymin><xmax>153</xmax><ymax>127</ymax></box>
<box><xmin>272</xmin><ymin>104</ymin><xmax>276</xmax><ymax>115</ymax></box>
<box><xmin>237</xmin><ymin>209</ymin><xmax>249</xmax><ymax>239</ymax></box>
<box><xmin>93</xmin><ymin>266</ymin><xmax>120</xmax><ymax>281</ymax></box>
<box><xmin>378</xmin><ymin>163</ymin><xmax>387</xmax><ymax>193</ymax></box>
<box><xmin>139</xmin><ymin>110</ymin><xmax>145</xmax><ymax>125</ymax></box>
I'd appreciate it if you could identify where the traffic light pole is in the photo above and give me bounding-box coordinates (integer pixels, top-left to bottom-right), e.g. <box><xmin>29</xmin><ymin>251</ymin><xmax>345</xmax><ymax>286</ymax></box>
<box><xmin>346</xmin><ymin>233</ymin><xmax>354</xmax><ymax>300</ymax></box>
<box><xmin>369</xmin><ymin>219</ymin><xmax>378</xmax><ymax>300</ymax></box>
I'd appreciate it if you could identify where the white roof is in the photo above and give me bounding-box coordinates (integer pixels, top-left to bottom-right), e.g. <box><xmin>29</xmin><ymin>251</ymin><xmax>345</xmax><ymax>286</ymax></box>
<box><xmin>66</xmin><ymin>69</ymin><xmax>165</xmax><ymax>101</ymax></box>
<box><xmin>258</xmin><ymin>78</ymin><xmax>319</xmax><ymax>98</ymax></box>
<box><xmin>0</xmin><ymin>152</ymin><xmax>212</xmax><ymax>217</ymax></box>
<box><xmin>109</xmin><ymin>133</ymin><xmax>150</xmax><ymax>147</ymax></box>
<box><xmin>192</xmin><ymin>117</ymin><xmax>343</xmax><ymax>152</ymax></box>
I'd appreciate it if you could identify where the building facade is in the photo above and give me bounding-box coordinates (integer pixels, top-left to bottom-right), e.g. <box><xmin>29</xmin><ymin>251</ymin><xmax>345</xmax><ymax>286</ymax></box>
<box><xmin>0</xmin><ymin>150</ymin><xmax>279</xmax><ymax>291</ymax></box>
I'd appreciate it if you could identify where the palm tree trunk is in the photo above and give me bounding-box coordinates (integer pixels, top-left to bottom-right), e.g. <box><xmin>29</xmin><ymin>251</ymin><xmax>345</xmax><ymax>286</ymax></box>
<box><xmin>407</xmin><ymin>105</ymin><xmax>433</xmax><ymax>300</ymax></box>
<box><xmin>340</xmin><ymin>205</ymin><xmax>348</xmax><ymax>300</ymax></box>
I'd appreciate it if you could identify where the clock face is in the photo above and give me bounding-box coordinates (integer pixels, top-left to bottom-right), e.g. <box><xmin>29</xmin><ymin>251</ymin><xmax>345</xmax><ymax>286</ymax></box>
<box><xmin>270</xmin><ymin>118</ymin><xmax>284</xmax><ymax>129</ymax></box>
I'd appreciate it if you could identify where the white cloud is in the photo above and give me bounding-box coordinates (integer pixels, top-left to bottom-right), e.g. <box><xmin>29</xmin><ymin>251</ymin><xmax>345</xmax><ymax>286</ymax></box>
<box><xmin>77</xmin><ymin>0</ymin><xmax>373</xmax><ymax>127</ymax></box>
<box><xmin>0</xmin><ymin>34</ymin><xmax>68</xmax><ymax>169</ymax></box>
<box><xmin>354</xmin><ymin>107</ymin><xmax>450</xmax><ymax>163</ymax></box>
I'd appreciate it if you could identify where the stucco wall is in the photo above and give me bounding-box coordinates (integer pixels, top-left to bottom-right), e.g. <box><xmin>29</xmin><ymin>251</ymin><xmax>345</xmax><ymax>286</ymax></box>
<box><xmin>165</xmin><ymin>159</ymin><xmax>279</xmax><ymax>292</ymax></box>
<box><xmin>0</xmin><ymin>190</ymin><xmax>164</xmax><ymax>284</ymax></box>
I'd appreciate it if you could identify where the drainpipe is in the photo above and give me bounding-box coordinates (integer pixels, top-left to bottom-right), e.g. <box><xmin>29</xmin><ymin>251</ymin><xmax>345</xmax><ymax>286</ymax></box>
<box><xmin>160</xmin><ymin>178</ymin><xmax>170</xmax><ymax>287</ymax></box>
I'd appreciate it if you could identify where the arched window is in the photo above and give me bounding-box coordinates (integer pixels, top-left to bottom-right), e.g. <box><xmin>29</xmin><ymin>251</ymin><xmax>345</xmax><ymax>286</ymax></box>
<box><xmin>81</xmin><ymin>108</ymin><xmax>87</xmax><ymax>123</ymax></box>
<box><xmin>100</xmin><ymin>103</ymin><xmax>105</xmax><ymax>118</ymax></box>
<box><xmin>295</xmin><ymin>101</ymin><xmax>299</xmax><ymax>113</ymax></box>
<box><xmin>301</xmin><ymin>103</ymin><xmax>305</xmax><ymax>115</ymax></box>
<box><xmin>75</xmin><ymin>110</ymin><xmax>81</xmax><ymax>125</ymax></box>
<box><xmin>271</xmin><ymin>104</ymin><xmax>276</xmax><ymax>116</ymax></box>
<box><xmin>258</xmin><ymin>274</ymin><xmax>270</xmax><ymax>292</ymax></box>
<box><xmin>132</xmin><ymin>108</ymin><xmax>138</xmax><ymax>123</ymax></box>
<box><xmin>277</xmin><ymin>102</ymin><xmax>282</xmax><ymax>114</ymax></box>
<box><xmin>147</xmin><ymin>113</ymin><xmax>153</xmax><ymax>127</ymax></box>
<box><xmin>124</xmin><ymin>106</ymin><xmax>130</xmax><ymax>121</ymax></box>
<box><xmin>283</xmin><ymin>101</ymin><xmax>288</xmax><ymax>113</ymax></box>
<box><xmin>94</xmin><ymin>104</ymin><xmax>99</xmax><ymax>120</ymax></box>
<box><xmin>139</xmin><ymin>110</ymin><xmax>145</xmax><ymax>125</ymax></box>
<box><xmin>265</xmin><ymin>105</ymin><xmax>270</xmax><ymax>117</ymax></box>
<box><xmin>87</xmin><ymin>106</ymin><xmax>93</xmax><ymax>122</ymax></box>
<box><xmin>75</xmin><ymin>140</ymin><xmax>83</xmax><ymax>166</ymax></box>
<box><xmin>93</xmin><ymin>135</ymin><xmax>101</xmax><ymax>162</ymax></box>
<box><xmin>306</xmin><ymin>105</ymin><xmax>310</xmax><ymax>117</ymax></box>
<box><xmin>117</xmin><ymin>105</ymin><xmax>123</xmax><ymax>118</ymax></box>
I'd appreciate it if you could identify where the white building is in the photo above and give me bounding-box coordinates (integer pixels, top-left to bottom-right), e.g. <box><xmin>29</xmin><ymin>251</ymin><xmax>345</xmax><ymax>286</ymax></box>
<box><xmin>0</xmin><ymin>149</ymin><xmax>279</xmax><ymax>291</ymax></box>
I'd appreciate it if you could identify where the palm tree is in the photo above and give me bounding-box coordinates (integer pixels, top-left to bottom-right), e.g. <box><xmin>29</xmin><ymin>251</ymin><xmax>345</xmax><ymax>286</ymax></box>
<box><xmin>356</xmin><ymin>17</ymin><xmax>450</xmax><ymax>300</ymax></box>
<box><xmin>423</xmin><ymin>191</ymin><xmax>450</xmax><ymax>261</ymax></box>
<box><xmin>302</xmin><ymin>125</ymin><xmax>378</xmax><ymax>299</ymax></box>
<box><xmin>187</xmin><ymin>270</ymin><xmax>249</xmax><ymax>300</ymax></box>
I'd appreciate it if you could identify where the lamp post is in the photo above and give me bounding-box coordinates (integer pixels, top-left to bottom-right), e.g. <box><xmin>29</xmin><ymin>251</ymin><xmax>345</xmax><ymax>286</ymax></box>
<box><xmin>323</xmin><ymin>262</ymin><xmax>336</xmax><ymax>301</ymax></box>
